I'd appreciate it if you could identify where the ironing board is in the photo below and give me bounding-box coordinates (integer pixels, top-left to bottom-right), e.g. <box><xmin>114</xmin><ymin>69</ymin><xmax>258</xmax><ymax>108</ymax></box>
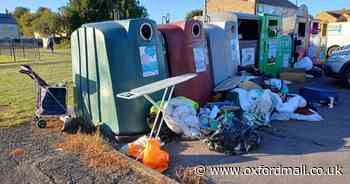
<box><xmin>117</xmin><ymin>73</ymin><xmax>197</xmax><ymax>138</ymax></box>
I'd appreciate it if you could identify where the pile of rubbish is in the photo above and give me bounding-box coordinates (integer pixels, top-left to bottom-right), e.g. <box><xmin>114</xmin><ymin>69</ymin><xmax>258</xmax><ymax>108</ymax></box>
<box><xmin>120</xmin><ymin>76</ymin><xmax>337</xmax><ymax>172</ymax></box>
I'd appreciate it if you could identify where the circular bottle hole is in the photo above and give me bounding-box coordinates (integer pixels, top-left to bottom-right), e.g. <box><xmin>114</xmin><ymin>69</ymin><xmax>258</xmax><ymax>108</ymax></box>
<box><xmin>192</xmin><ymin>23</ymin><xmax>201</xmax><ymax>37</ymax></box>
<box><xmin>140</xmin><ymin>23</ymin><xmax>153</xmax><ymax>41</ymax></box>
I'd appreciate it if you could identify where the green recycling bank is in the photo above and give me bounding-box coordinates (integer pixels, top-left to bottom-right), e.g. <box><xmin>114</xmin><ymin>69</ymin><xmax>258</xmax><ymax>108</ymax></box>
<box><xmin>71</xmin><ymin>19</ymin><xmax>169</xmax><ymax>136</ymax></box>
<box><xmin>258</xmin><ymin>14</ymin><xmax>292</xmax><ymax>76</ymax></box>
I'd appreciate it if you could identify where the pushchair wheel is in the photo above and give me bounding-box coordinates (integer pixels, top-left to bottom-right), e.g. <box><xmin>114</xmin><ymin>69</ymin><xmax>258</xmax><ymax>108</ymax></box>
<box><xmin>36</xmin><ymin>119</ymin><xmax>47</xmax><ymax>129</ymax></box>
<box><xmin>32</xmin><ymin>116</ymin><xmax>39</xmax><ymax>123</ymax></box>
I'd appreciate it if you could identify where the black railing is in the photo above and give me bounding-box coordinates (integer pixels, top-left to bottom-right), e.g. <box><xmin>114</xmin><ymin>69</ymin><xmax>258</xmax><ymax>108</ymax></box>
<box><xmin>0</xmin><ymin>38</ymin><xmax>43</xmax><ymax>62</ymax></box>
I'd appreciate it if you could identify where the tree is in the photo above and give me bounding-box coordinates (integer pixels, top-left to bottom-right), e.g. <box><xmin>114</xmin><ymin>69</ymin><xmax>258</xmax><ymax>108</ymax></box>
<box><xmin>13</xmin><ymin>7</ymin><xmax>32</xmax><ymax>36</ymax></box>
<box><xmin>63</xmin><ymin>0</ymin><xmax>148</xmax><ymax>35</ymax></box>
<box><xmin>18</xmin><ymin>12</ymin><xmax>34</xmax><ymax>36</ymax></box>
<box><xmin>114</xmin><ymin>0</ymin><xmax>148</xmax><ymax>19</ymax></box>
<box><xmin>31</xmin><ymin>7</ymin><xmax>61</xmax><ymax>36</ymax></box>
<box><xmin>339</xmin><ymin>8</ymin><xmax>350</xmax><ymax>14</ymax></box>
<box><xmin>186</xmin><ymin>9</ymin><xmax>203</xmax><ymax>20</ymax></box>
<box><xmin>13</xmin><ymin>7</ymin><xmax>30</xmax><ymax>20</ymax></box>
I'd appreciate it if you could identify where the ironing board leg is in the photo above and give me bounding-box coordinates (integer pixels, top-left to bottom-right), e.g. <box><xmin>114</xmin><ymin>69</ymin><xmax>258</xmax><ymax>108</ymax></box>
<box><xmin>144</xmin><ymin>85</ymin><xmax>175</xmax><ymax>139</ymax></box>
<box><xmin>148</xmin><ymin>87</ymin><xmax>168</xmax><ymax>138</ymax></box>
<box><xmin>156</xmin><ymin>86</ymin><xmax>175</xmax><ymax>138</ymax></box>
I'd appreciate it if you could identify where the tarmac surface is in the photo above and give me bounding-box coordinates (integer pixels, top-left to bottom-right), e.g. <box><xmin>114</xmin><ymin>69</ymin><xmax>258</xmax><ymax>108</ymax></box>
<box><xmin>166</xmin><ymin>78</ymin><xmax>350</xmax><ymax>184</ymax></box>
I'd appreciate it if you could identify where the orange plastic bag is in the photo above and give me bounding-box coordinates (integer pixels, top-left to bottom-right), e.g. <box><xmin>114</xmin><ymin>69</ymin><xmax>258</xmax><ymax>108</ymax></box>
<box><xmin>127</xmin><ymin>143</ymin><xmax>144</xmax><ymax>160</ymax></box>
<box><xmin>142</xmin><ymin>139</ymin><xmax>169</xmax><ymax>173</ymax></box>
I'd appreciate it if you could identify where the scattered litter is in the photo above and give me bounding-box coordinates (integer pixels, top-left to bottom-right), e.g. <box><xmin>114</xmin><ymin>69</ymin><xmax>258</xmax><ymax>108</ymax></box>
<box><xmin>299</xmin><ymin>86</ymin><xmax>339</xmax><ymax>108</ymax></box>
<box><xmin>265</xmin><ymin>79</ymin><xmax>290</xmax><ymax>94</ymax></box>
<box><xmin>214</xmin><ymin>75</ymin><xmax>260</xmax><ymax>92</ymax></box>
<box><xmin>163</xmin><ymin>97</ymin><xmax>201</xmax><ymax>138</ymax></box>
<box><xmin>274</xmin><ymin>94</ymin><xmax>307</xmax><ymax>113</ymax></box>
<box><xmin>150</xmin><ymin>96</ymin><xmax>199</xmax><ymax>114</ymax></box>
<box><xmin>235</xmin><ymin>88</ymin><xmax>274</xmax><ymax>127</ymax></box>
<box><xmin>143</xmin><ymin>139</ymin><xmax>169</xmax><ymax>173</ymax></box>
<box><xmin>294</xmin><ymin>56</ymin><xmax>314</xmax><ymax>71</ymax></box>
<box><xmin>214</xmin><ymin>76</ymin><xmax>242</xmax><ymax>92</ymax></box>
<box><xmin>209</xmin><ymin>105</ymin><xmax>220</xmax><ymax>119</ymax></box>
<box><xmin>239</xmin><ymin>81</ymin><xmax>262</xmax><ymax>90</ymax></box>
<box><xmin>271</xmin><ymin>110</ymin><xmax>323</xmax><ymax>122</ymax></box>
<box><xmin>120</xmin><ymin>136</ymin><xmax>170</xmax><ymax>172</ymax></box>
<box><xmin>202</xmin><ymin>119</ymin><xmax>261</xmax><ymax>155</ymax></box>
<box><xmin>8</xmin><ymin>148</ymin><xmax>25</xmax><ymax>157</ymax></box>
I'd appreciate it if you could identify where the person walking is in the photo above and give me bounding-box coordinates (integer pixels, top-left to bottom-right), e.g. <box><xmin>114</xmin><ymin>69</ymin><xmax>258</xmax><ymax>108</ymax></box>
<box><xmin>47</xmin><ymin>35</ymin><xmax>55</xmax><ymax>53</ymax></box>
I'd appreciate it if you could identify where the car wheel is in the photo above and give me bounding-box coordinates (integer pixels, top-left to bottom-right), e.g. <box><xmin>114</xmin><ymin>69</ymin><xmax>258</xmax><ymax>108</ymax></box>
<box><xmin>342</xmin><ymin>66</ymin><xmax>350</xmax><ymax>88</ymax></box>
<box><xmin>327</xmin><ymin>46</ymin><xmax>339</xmax><ymax>57</ymax></box>
<box><xmin>346</xmin><ymin>69</ymin><xmax>350</xmax><ymax>88</ymax></box>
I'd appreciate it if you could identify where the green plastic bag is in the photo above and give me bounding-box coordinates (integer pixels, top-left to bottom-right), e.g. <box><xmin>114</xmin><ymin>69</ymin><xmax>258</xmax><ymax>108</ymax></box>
<box><xmin>149</xmin><ymin>96</ymin><xmax>199</xmax><ymax>114</ymax></box>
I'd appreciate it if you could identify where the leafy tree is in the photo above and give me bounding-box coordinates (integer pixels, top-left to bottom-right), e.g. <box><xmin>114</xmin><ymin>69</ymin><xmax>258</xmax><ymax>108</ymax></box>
<box><xmin>339</xmin><ymin>8</ymin><xmax>350</xmax><ymax>14</ymax></box>
<box><xmin>12</xmin><ymin>7</ymin><xmax>32</xmax><ymax>36</ymax></box>
<box><xmin>186</xmin><ymin>9</ymin><xmax>203</xmax><ymax>20</ymax></box>
<box><xmin>18</xmin><ymin>12</ymin><xmax>35</xmax><ymax>36</ymax></box>
<box><xmin>13</xmin><ymin>7</ymin><xmax>30</xmax><ymax>20</ymax></box>
<box><xmin>31</xmin><ymin>7</ymin><xmax>61</xmax><ymax>36</ymax></box>
<box><xmin>12</xmin><ymin>0</ymin><xmax>148</xmax><ymax>38</ymax></box>
<box><xmin>62</xmin><ymin>0</ymin><xmax>148</xmax><ymax>35</ymax></box>
<box><xmin>114</xmin><ymin>0</ymin><xmax>148</xmax><ymax>19</ymax></box>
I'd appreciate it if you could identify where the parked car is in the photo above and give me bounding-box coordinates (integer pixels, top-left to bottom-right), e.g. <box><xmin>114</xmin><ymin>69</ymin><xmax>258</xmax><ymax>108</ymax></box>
<box><xmin>336</xmin><ymin>44</ymin><xmax>350</xmax><ymax>52</ymax></box>
<box><xmin>324</xmin><ymin>48</ymin><xmax>350</xmax><ymax>87</ymax></box>
<box><xmin>326</xmin><ymin>22</ymin><xmax>350</xmax><ymax>57</ymax></box>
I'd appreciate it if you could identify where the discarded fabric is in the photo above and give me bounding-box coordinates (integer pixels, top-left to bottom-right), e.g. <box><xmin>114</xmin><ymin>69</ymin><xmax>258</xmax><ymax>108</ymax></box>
<box><xmin>271</xmin><ymin>109</ymin><xmax>323</xmax><ymax>122</ymax></box>
<box><xmin>163</xmin><ymin>97</ymin><xmax>201</xmax><ymax>138</ymax></box>
<box><xmin>234</xmin><ymin>88</ymin><xmax>274</xmax><ymax>127</ymax></box>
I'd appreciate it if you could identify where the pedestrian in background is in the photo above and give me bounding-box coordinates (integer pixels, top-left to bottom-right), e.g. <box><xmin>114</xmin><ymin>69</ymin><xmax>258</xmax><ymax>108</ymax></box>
<box><xmin>47</xmin><ymin>35</ymin><xmax>55</xmax><ymax>53</ymax></box>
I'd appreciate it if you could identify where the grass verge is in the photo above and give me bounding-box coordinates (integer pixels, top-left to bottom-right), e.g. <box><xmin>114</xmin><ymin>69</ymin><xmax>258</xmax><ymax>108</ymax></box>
<box><xmin>57</xmin><ymin>130</ymin><xmax>131</xmax><ymax>171</ymax></box>
<box><xmin>0</xmin><ymin>61</ymin><xmax>73</xmax><ymax>127</ymax></box>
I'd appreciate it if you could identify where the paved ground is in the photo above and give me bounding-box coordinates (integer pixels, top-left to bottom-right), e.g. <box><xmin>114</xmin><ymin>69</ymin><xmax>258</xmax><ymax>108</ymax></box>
<box><xmin>166</xmin><ymin>78</ymin><xmax>350</xmax><ymax>184</ymax></box>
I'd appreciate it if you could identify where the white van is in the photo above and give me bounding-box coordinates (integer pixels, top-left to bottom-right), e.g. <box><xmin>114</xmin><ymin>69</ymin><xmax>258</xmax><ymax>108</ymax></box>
<box><xmin>326</xmin><ymin>22</ymin><xmax>350</xmax><ymax>56</ymax></box>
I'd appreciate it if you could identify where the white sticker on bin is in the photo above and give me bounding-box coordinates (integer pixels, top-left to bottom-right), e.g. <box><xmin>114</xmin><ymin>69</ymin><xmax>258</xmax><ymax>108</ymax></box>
<box><xmin>139</xmin><ymin>46</ymin><xmax>159</xmax><ymax>77</ymax></box>
<box><xmin>193</xmin><ymin>47</ymin><xmax>207</xmax><ymax>73</ymax></box>
<box><xmin>241</xmin><ymin>48</ymin><xmax>255</xmax><ymax>66</ymax></box>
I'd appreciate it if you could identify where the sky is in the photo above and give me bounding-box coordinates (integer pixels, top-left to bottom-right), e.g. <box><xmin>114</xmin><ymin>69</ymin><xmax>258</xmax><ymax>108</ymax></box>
<box><xmin>1</xmin><ymin>0</ymin><xmax>350</xmax><ymax>23</ymax></box>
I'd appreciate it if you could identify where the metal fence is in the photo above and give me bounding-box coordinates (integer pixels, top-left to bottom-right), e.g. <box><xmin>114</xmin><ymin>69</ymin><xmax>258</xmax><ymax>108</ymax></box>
<box><xmin>0</xmin><ymin>38</ymin><xmax>43</xmax><ymax>62</ymax></box>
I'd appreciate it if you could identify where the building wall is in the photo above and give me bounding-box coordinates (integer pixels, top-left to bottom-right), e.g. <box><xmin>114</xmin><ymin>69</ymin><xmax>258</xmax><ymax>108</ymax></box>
<box><xmin>257</xmin><ymin>4</ymin><xmax>296</xmax><ymax>16</ymax></box>
<box><xmin>0</xmin><ymin>23</ymin><xmax>19</xmax><ymax>38</ymax></box>
<box><xmin>207</xmin><ymin>0</ymin><xmax>300</xmax><ymax>35</ymax></box>
<box><xmin>207</xmin><ymin>0</ymin><xmax>299</xmax><ymax>16</ymax></box>
<box><xmin>207</xmin><ymin>0</ymin><xmax>256</xmax><ymax>14</ymax></box>
<box><xmin>316</xmin><ymin>12</ymin><xmax>338</xmax><ymax>23</ymax></box>
<box><xmin>342</xmin><ymin>13</ymin><xmax>350</xmax><ymax>21</ymax></box>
